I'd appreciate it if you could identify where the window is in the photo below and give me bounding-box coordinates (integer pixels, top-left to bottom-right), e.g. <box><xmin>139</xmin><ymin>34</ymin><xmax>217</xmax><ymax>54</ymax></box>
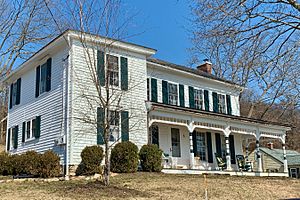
<box><xmin>108</xmin><ymin>110</ymin><xmax>119</xmax><ymax>142</ymax></box>
<box><xmin>290</xmin><ymin>168</ymin><xmax>298</xmax><ymax>178</ymax></box>
<box><xmin>168</xmin><ymin>83</ymin><xmax>178</xmax><ymax>105</ymax></box>
<box><xmin>25</xmin><ymin>119</ymin><xmax>36</xmax><ymax>141</ymax></box>
<box><xmin>194</xmin><ymin>89</ymin><xmax>203</xmax><ymax>110</ymax></box>
<box><xmin>194</xmin><ymin>132</ymin><xmax>206</xmax><ymax>161</ymax></box>
<box><xmin>40</xmin><ymin>62</ymin><xmax>47</xmax><ymax>94</ymax></box>
<box><xmin>218</xmin><ymin>94</ymin><xmax>226</xmax><ymax>114</ymax></box>
<box><xmin>107</xmin><ymin>54</ymin><xmax>119</xmax><ymax>86</ymax></box>
<box><xmin>171</xmin><ymin>128</ymin><xmax>181</xmax><ymax>157</ymax></box>
<box><xmin>11</xmin><ymin>127</ymin><xmax>16</xmax><ymax>149</ymax></box>
<box><xmin>11</xmin><ymin>82</ymin><xmax>18</xmax><ymax>106</ymax></box>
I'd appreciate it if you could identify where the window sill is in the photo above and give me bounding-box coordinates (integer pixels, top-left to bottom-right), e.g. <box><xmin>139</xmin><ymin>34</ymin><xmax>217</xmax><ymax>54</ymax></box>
<box><xmin>24</xmin><ymin>138</ymin><xmax>37</xmax><ymax>144</ymax></box>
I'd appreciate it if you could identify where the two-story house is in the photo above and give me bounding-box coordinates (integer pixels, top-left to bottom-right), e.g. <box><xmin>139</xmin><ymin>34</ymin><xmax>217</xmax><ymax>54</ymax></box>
<box><xmin>3</xmin><ymin>30</ymin><xmax>291</xmax><ymax>176</ymax></box>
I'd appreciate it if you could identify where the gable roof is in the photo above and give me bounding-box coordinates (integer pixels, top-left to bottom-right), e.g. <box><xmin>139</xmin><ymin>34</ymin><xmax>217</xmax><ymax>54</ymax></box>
<box><xmin>260</xmin><ymin>147</ymin><xmax>300</xmax><ymax>166</ymax></box>
<box><xmin>147</xmin><ymin>58</ymin><xmax>243</xmax><ymax>88</ymax></box>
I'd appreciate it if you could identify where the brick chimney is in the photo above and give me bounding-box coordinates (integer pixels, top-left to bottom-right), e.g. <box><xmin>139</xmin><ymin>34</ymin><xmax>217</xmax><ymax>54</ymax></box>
<box><xmin>267</xmin><ymin>142</ymin><xmax>274</xmax><ymax>150</ymax></box>
<box><xmin>197</xmin><ymin>59</ymin><xmax>212</xmax><ymax>74</ymax></box>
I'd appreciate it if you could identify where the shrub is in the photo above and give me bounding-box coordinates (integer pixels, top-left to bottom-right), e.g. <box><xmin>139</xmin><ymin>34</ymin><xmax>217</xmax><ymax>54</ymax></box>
<box><xmin>37</xmin><ymin>150</ymin><xmax>61</xmax><ymax>178</ymax></box>
<box><xmin>110</xmin><ymin>141</ymin><xmax>139</xmax><ymax>173</ymax></box>
<box><xmin>76</xmin><ymin>145</ymin><xmax>104</xmax><ymax>175</ymax></box>
<box><xmin>0</xmin><ymin>153</ymin><xmax>13</xmax><ymax>175</ymax></box>
<box><xmin>21</xmin><ymin>151</ymin><xmax>40</xmax><ymax>176</ymax></box>
<box><xmin>139</xmin><ymin>144</ymin><xmax>163</xmax><ymax>172</ymax></box>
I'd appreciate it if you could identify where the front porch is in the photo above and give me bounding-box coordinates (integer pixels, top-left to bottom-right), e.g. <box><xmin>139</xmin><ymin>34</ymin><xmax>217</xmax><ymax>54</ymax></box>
<box><xmin>148</xmin><ymin>102</ymin><xmax>291</xmax><ymax>176</ymax></box>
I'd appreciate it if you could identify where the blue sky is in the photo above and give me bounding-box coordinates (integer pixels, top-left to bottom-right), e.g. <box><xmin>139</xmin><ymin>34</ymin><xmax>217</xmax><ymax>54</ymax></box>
<box><xmin>124</xmin><ymin>0</ymin><xmax>192</xmax><ymax>66</ymax></box>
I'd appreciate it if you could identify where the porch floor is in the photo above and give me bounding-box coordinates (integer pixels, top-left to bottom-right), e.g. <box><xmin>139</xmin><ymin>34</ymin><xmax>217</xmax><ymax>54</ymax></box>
<box><xmin>162</xmin><ymin>169</ymin><xmax>289</xmax><ymax>177</ymax></box>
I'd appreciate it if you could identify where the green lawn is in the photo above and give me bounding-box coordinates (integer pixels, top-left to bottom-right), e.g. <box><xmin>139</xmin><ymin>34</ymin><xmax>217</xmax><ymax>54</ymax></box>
<box><xmin>0</xmin><ymin>173</ymin><xmax>299</xmax><ymax>200</ymax></box>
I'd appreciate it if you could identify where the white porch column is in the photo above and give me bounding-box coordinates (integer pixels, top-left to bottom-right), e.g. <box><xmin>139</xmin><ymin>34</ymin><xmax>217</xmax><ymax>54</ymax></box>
<box><xmin>245</xmin><ymin>143</ymin><xmax>249</xmax><ymax>162</ymax></box>
<box><xmin>188</xmin><ymin>122</ymin><xmax>195</xmax><ymax>169</ymax></box>
<box><xmin>282</xmin><ymin>143</ymin><xmax>288</xmax><ymax>173</ymax></box>
<box><xmin>256</xmin><ymin>139</ymin><xmax>263</xmax><ymax>172</ymax></box>
<box><xmin>224</xmin><ymin>126</ymin><xmax>232</xmax><ymax>171</ymax></box>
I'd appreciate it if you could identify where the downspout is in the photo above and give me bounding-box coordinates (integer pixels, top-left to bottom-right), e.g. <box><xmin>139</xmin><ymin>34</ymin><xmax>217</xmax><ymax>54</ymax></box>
<box><xmin>64</xmin><ymin>35</ymin><xmax>72</xmax><ymax>180</ymax></box>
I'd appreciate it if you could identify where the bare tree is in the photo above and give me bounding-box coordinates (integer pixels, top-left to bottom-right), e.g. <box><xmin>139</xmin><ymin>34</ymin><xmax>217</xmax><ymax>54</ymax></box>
<box><xmin>55</xmin><ymin>0</ymin><xmax>145</xmax><ymax>186</ymax></box>
<box><xmin>190</xmin><ymin>0</ymin><xmax>300</xmax><ymax>120</ymax></box>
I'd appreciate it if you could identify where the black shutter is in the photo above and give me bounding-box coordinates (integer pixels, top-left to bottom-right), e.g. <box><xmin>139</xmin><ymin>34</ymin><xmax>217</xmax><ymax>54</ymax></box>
<box><xmin>9</xmin><ymin>84</ymin><xmax>13</xmax><ymax>109</ymax></box>
<box><xmin>204</xmin><ymin>90</ymin><xmax>209</xmax><ymax>111</ymax></box>
<box><xmin>7</xmin><ymin>129</ymin><xmax>10</xmax><ymax>151</ymax></box>
<box><xmin>229</xmin><ymin>135</ymin><xmax>236</xmax><ymax>164</ymax></box>
<box><xmin>13</xmin><ymin>126</ymin><xmax>18</xmax><ymax>149</ymax></box>
<box><xmin>215</xmin><ymin>133</ymin><xmax>222</xmax><ymax>156</ymax></box>
<box><xmin>297</xmin><ymin>168</ymin><xmax>300</xmax><ymax>178</ymax></box>
<box><xmin>151</xmin><ymin>78</ymin><xmax>157</xmax><ymax>102</ymax></box>
<box><xmin>35</xmin><ymin>116</ymin><xmax>41</xmax><ymax>139</ymax></box>
<box><xmin>212</xmin><ymin>92</ymin><xmax>219</xmax><ymax>113</ymax></box>
<box><xmin>121</xmin><ymin>57</ymin><xmax>128</xmax><ymax>91</ymax></box>
<box><xmin>97</xmin><ymin>107</ymin><xmax>104</xmax><ymax>144</ymax></box>
<box><xmin>46</xmin><ymin>58</ymin><xmax>52</xmax><ymax>92</ymax></box>
<box><xmin>179</xmin><ymin>84</ymin><xmax>185</xmax><ymax>107</ymax></box>
<box><xmin>97</xmin><ymin>50</ymin><xmax>105</xmax><ymax>86</ymax></box>
<box><xmin>162</xmin><ymin>80</ymin><xmax>168</xmax><ymax>104</ymax></box>
<box><xmin>226</xmin><ymin>95</ymin><xmax>232</xmax><ymax>115</ymax></box>
<box><xmin>16</xmin><ymin>78</ymin><xmax>21</xmax><ymax>105</ymax></box>
<box><xmin>22</xmin><ymin>122</ymin><xmax>26</xmax><ymax>143</ymax></box>
<box><xmin>189</xmin><ymin>86</ymin><xmax>195</xmax><ymax>109</ymax></box>
<box><xmin>206</xmin><ymin>132</ymin><xmax>213</xmax><ymax>163</ymax></box>
<box><xmin>35</xmin><ymin>66</ymin><xmax>40</xmax><ymax>98</ymax></box>
<box><xmin>121</xmin><ymin>111</ymin><xmax>129</xmax><ymax>141</ymax></box>
<box><xmin>192</xmin><ymin>131</ymin><xmax>197</xmax><ymax>156</ymax></box>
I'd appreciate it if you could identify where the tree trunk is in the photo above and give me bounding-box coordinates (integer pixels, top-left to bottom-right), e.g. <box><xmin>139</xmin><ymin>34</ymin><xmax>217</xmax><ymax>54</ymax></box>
<box><xmin>104</xmin><ymin>135</ymin><xmax>110</xmax><ymax>186</ymax></box>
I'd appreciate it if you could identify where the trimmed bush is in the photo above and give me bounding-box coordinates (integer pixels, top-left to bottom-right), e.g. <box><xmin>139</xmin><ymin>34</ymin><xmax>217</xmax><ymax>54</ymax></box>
<box><xmin>0</xmin><ymin>153</ymin><xmax>13</xmax><ymax>175</ymax></box>
<box><xmin>111</xmin><ymin>141</ymin><xmax>139</xmax><ymax>173</ymax></box>
<box><xmin>37</xmin><ymin>150</ymin><xmax>61</xmax><ymax>178</ymax></box>
<box><xmin>139</xmin><ymin>144</ymin><xmax>163</xmax><ymax>172</ymax></box>
<box><xmin>19</xmin><ymin>151</ymin><xmax>40</xmax><ymax>176</ymax></box>
<box><xmin>76</xmin><ymin>145</ymin><xmax>104</xmax><ymax>175</ymax></box>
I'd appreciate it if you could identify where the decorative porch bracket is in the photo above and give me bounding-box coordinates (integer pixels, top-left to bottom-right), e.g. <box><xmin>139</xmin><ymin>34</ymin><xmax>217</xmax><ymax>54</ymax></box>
<box><xmin>224</xmin><ymin>126</ymin><xmax>232</xmax><ymax>171</ymax></box>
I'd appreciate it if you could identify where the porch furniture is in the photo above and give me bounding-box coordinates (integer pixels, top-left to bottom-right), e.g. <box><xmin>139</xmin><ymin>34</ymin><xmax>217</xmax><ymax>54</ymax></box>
<box><xmin>215</xmin><ymin>153</ymin><xmax>226</xmax><ymax>170</ymax></box>
<box><xmin>162</xmin><ymin>153</ymin><xmax>172</xmax><ymax>168</ymax></box>
<box><xmin>236</xmin><ymin>155</ymin><xmax>252</xmax><ymax>172</ymax></box>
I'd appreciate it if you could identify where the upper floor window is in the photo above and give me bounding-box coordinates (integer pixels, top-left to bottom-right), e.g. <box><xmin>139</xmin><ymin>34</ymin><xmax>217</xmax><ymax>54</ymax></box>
<box><xmin>108</xmin><ymin>110</ymin><xmax>120</xmax><ymax>142</ymax></box>
<box><xmin>36</xmin><ymin>58</ymin><xmax>51</xmax><ymax>98</ymax></box>
<box><xmin>107</xmin><ymin>54</ymin><xmax>119</xmax><ymax>87</ymax></box>
<box><xmin>168</xmin><ymin>83</ymin><xmax>178</xmax><ymax>105</ymax></box>
<box><xmin>9</xmin><ymin>78</ymin><xmax>21</xmax><ymax>109</ymax></box>
<box><xmin>40</xmin><ymin>62</ymin><xmax>48</xmax><ymax>94</ymax></box>
<box><xmin>218</xmin><ymin>94</ymin><xmax>226</xmax><ymax>114</ymax></box>
<box><xmin>194</xmin><ymin>89</ymin><xmax>203</xmax><ymax>110</ymax></box>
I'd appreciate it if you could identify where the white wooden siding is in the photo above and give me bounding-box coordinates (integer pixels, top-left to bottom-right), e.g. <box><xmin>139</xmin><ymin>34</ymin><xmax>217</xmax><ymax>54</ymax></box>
<box><xmin>69</xmin><ymin>39</ymin><xmax>148</xmax><ymax>165</ymax></box>
<box><xmin>6</xmin><ymin>46</ymin><xmax>68</xmax><ymax>163</ymax></box>
<box><xmin>147</xmin><ymin>64</ymin><xmax>241</xmax><ymax>116</ymax></box>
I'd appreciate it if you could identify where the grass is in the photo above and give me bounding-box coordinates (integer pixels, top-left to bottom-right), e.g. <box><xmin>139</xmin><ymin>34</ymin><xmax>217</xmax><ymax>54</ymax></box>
<box><xmin>0</xmin><ymin>173</ymin><xmax>299</xmax><ymax>199</ymax></box>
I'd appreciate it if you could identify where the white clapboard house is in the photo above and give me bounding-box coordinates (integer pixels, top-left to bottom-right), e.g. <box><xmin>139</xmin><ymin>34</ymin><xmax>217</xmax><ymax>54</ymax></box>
<box><xmin>3</xmin><ymin>30</ymin><xmax>291</xmax><ymax>176</ymax></box>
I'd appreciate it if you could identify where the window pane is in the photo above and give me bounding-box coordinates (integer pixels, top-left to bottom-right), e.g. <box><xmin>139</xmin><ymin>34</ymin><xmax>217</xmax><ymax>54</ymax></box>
<box><xmin>218</xmin><ymin>94</ymin><xmax>226</xmax><ymax>113</ymax></box>
<box><xmin>12</xmin><ymin>82</ymin><xmax>18</xmax><ymax>106</ymax></box>
<box><xmin>171</xmin><ymin>128</ymin><xmax>181</xmax><ymax>157</ymax></box>
<box><xmin>108</xmin><ymin>110</ymin><xmax>119</xmax><ymax>142</ymax></box>
<box><xmin>195</xmin><ymin>132</ymin><xmax>206</xmax><ymax>161</ymax></box>
<box><xmin>40</xmin><ymin>63</ymin><xmax>47</xmax><ymax>94</ymax></box>
<box><xmin>107</xmin><ymin>55</ymin><xmax>119</xmax><ymax>86</ymax></box>
<box><xmin>32</xmin><ymin>119</ymin><xmax>36</xmax><ymax>137</ymax></box>
<box><xmin>26</xmin><ymin>121</ymin><xmax>31</xmax><ymax>139</ymax></box>
<box><xmin>168</xmin><ymin>83</ymin><xmax>178</xmax><ymax>105</ymax></box>
<box><xmin>194</xmin><ymin>89</ymin><xmax>203</xmax><ymax>110</ymax></box>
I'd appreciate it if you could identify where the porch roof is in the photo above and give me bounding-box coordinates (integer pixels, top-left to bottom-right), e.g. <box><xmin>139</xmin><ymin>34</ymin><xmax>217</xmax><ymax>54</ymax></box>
<box><xmin>260</xmin><ymin>147</ymin><xmax>300</xmax><ymax>165</ymax></box>
<box><xmin>150</xmin><ymin>102</ymin><xmax>291</xmax><ymax>129</ymax></box>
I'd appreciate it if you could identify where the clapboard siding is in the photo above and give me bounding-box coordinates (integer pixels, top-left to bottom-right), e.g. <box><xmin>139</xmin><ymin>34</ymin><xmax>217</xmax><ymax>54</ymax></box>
<box><xmin>69</xmin><ymin>39</ymin><xmax>148</xmax><ymax>165</ymax></box>
<box><xmin>249</xmin><ymin>151</ymin><xmax>283</xmax><ymax>172</ymax></box>
<box><xmin>7</xmin><ymin>46</ymin><xmax>68</xmax><ymax>163</ymax></box>
<box><xmin>147</xmin><ymin>64</ymin><xmax>241</xmax><ymax>116</ymax></box>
